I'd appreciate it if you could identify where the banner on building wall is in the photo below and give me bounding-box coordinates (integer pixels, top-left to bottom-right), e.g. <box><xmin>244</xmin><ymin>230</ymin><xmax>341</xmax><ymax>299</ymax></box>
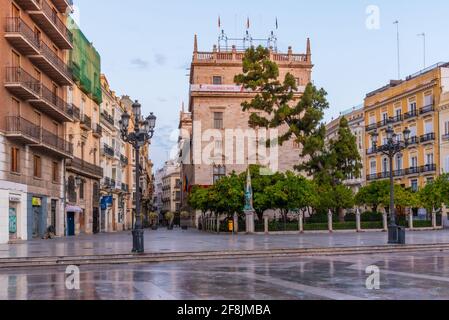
<box><xmin>100</xmin><ymin>196</ymin><xmax>113</xmax><ymax>210</ymax></box>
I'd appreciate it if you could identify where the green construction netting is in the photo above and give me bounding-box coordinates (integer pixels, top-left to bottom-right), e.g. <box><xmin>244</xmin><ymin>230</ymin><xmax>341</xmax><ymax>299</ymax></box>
<box><xmin>68</xmin><ymin>17</ymin><xmax>102</xmax><ymax>104</ymax></box>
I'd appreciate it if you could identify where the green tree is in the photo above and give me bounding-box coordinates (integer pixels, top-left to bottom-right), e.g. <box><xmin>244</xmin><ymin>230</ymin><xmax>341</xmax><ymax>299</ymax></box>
<box><xmin>355</xmin><ymin>181</ymin><xmax>390</xmax><ymax>213</ymax></box>
<box><xmin>234</xmin><ymin>46</ymin><xmax>329</xmax><ymax>153</ymax></box>
<box><xmin>188</xmin><ymin>186</ymin><xmax>213</xmax><ymax>216</ymax></box>
<box><xmin>212</xmin><ymin>173</ymin><xmax>245</xmax><ymax>217</ymax></box>
<box><xmin>419</xmin><ymin>174</ymin><xmax>449</xmax><ymax>213</ymax></box>
<box><xmin>265</xmin><ymin>172</ymin><xmax>314</xmax><ymax>227</ymax></box>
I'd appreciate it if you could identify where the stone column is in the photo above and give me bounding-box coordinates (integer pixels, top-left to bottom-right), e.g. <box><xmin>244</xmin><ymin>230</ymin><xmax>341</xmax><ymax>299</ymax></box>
<box><xmin>356</xmin><ymin>209</ymin><xmax>361</xmax><ymax>232</ymax></box>
<box><xmin>264</xmin><ymin>214</ymin><xmax>269</xmax><ymax>234</ymax></box>
<box><xmin>233</xmin><ymin>213</ymin><xmax>239</xmax><ymax>233</ymax></box>
<box><xmin>383</xmin><ymin>212</ymin><xmax>388</xmax><ymax>232</ymax></box>
<box><xmin>432</xmin><ymin>208</ymin><xmax>437</xmax><ymax>229</ymax></box>
<box><xmin>216</xmin><ymin>215</ymin><xmax>220</xmax><ymax>233</ymax></box>
<box><xmin>245</xmin><ymin>210</ymin><xmax>255</xmax><ymax>234</ymax></box>
<box><xmin>328</xmin><ymin>210</ymin><xmax>333</xmax><ymax>233</ymax></box>
<box><xmin>299</xmin><ymin>212</ymin><xmax>304</xmax><ymax>234</ymax></box>
<box><xmin>409</xmin><ymin>209</ymin><xmax>414</xmax><ymax>230</ymax></box>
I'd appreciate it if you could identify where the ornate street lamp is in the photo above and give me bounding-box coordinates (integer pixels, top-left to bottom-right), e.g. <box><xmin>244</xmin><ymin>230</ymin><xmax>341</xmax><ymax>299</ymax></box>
<box><xmin>371</xmin><ymin>125</ymin><xmax>411</xmax><ymax>244</ymax></box>
<box><xmin>119</xmin><ymin>100</ymin><xmax>156</xmax><ymax>253</ymax></box>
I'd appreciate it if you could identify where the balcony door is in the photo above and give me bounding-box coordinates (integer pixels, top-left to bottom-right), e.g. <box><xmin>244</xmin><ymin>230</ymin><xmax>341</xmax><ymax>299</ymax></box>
<box><xmin>34</xmin><ymin>27</ymin><xmax>41</xmax><ymax>46</ymax></box>
<box><xmin>52</xmin><ymin>83</ymin><xmax>59</xmax><ymax>105</ymax></box>
<box><xmin>11</xmin><ymin>51</ymin><xmax>20</xmax><ymax>68</ymax></box>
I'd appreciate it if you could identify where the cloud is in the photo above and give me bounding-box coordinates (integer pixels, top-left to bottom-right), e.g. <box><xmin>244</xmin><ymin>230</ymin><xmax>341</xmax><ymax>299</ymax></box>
<box><xmin>154</xmin><ymin>54</ymin><xmax>167</xmax><ymax>66</ymax></box>
<box><xmin>130</xmin><ymin>58</ymin><xmax>149</xmax><ymax>69</ymax></box>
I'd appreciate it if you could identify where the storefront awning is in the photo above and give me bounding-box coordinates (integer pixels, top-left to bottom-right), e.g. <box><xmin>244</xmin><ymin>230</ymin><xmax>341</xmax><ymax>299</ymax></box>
<box><xmin>66</xmin><ymin>205</ymin><xmax>83</xmax><ymax>213</ymax></box>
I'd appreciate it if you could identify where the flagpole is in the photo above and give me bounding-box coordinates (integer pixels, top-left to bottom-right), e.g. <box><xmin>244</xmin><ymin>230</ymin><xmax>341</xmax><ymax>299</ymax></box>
<box><xmin>393</xmin><ymin>20</ymin><xmax>400</xmax><ymax>79</ymax></box>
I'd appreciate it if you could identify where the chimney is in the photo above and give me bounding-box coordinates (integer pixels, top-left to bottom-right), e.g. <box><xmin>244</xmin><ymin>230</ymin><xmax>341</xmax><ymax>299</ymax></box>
<box><xmin>193</xmin><ymin>34</ymin><xmax>198</xmax><ymax>53</ymax></box>
<box><xmin>306</xmin><ymin>38</ymin><xmax>311</xmax><ymax>61</ymax></box>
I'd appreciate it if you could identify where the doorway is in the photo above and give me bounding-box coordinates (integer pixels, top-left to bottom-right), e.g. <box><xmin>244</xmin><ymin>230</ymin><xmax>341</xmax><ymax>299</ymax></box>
<box><xmin>67</xmin><ymin>212</ymin><xmax>75</xmax><ymax>236</ymax></box>
<box><xmin>9</xmin><ymin>207</ymin><xmax>17</xmax><ymax>240</ymax></box>
<box><xmin>93</xmin><ymin>207</ymin><xmax>99</xmax><ymax>234</ymax></box>
<box><xmin>32</xmin><ymin>206</ymin><xmax>41</xmax><ymax>238</ymax></box>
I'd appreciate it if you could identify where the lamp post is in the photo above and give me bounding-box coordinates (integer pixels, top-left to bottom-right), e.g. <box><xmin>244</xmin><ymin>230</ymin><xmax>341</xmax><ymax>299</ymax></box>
<box><xmin>119</xmin><ymin>100</ymin><xmax>156</xmax><ymax>253</ymax></box>
<box><xmin>371</xmin><ymin>125</ymin><xmax>411</xmax><ymax>244</ymax></box>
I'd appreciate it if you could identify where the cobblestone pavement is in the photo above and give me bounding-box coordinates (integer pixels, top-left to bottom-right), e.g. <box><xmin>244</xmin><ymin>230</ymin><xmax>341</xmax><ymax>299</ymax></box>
<box><xmin>1</xmin><ymin>250</ymin><xmax>449</xmax><ymax>300</ymax></box>
<box><xmin>1</xmin><ymin>229</ymin><xmax>449</xmax><ymax>258</ymax></box>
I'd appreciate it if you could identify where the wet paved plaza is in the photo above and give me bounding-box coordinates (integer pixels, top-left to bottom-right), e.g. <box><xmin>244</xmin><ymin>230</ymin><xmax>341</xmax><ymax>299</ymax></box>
<box><xmin>1</xmin><ymin>250</ymin><xmax>449</xmax><ymax>300</ymax></box>
<box><xmin>2</xmin><ymin>229</ymin><xmax>449</xmax><ymax>258</ymax></box>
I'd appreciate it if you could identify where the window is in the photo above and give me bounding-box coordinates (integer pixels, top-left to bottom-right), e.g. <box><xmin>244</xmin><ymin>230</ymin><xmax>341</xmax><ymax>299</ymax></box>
<box><xmin>410</xmin><ymin>126</ymin><xmax>417</xmax><ymax>138</ymax></box>
<box><xmin>382</xmin><ymin>112</ymin><xmax>388</xmax><ymax>122</ymax></box>
<box><xmin>212</xmin><ymin>76</ymin><xmax>222</xmax><ymax>85</ymax></box>
<box><xmin>411</xmin><ymin>156</ymin><xmax>418</xmax><ymax>169</ymax></box>
<box><xmin>79</xmin><ymin>180</ymin><xmax>85</xmax><ymax>200</ymax></box>
<box><xmin>369</xmin><ymin>115</ymin><xmax>376</xmax><ymax>125</ymax></box>
<box><xmin>33</xmin><ymin>155</ymin><xmax>41</xmax><ymax>178</ymax></box>
<box><xmin>213</xmin><ymin>165</ymin><xmax>226</xmax><ymax>184</ymax></box>
<box><xmin>214</xmin><ymin>112</ymin><xmax>223</xmax><ymax>129</ymax></box>
<box><xmin>11</xmin><ymin>147</ymin><xmax>19</xmax><ymax>173</ymax></box>
<box><xmin>445</xmin><ymin>121</ymin><xmax>449</xmax><ymax>135</ymax></box>
<box><xmin>395</xmin><ymin>107</ymin><xmax>402</xmax><ymax>117</ymax></box>
<box><xmin>382</xmin><ymin>158</ymin><xmax>389</xmax><ymax>173</ymax></box>
<box><xmin>370</xmin><ymin>160</ymin><xmax>377</xmax><ymax>175</ymax></box>
<box><xmin>411</xmin><ymin>179</ymin><xmax>419</xmax><ymax>192</ymax></box>
<box><xmin>396</xmin><ymin>154</ymin><xmax>403</xmax><ymax>171</ymax></box>
<box><xmin>424</xmin><ymin>93</ymin><xmax>433</xmax><ymax>106</ymax></box>
<box><xmin>426</xmin><ymin>153</ymin><xmax>434</xmax><ymax>165</ymax></box>
<box><xmin>445</xmin><ymin>156</ymin><xmax>449</xmax><ymax>173</ymax></box>
<box><xmin>409</xmin><ymin>100</ymin><xmax>417</xmax><ymax>112</ymax></box>
<box><xmin>52</xmin><ymin>161</ymin><xmax>59</xmax><ymax>182</ymax></box>
<box><xmin>425</xmin><ymin>121</ymin><xmax>434</xmax><ymax>134</ymax></box>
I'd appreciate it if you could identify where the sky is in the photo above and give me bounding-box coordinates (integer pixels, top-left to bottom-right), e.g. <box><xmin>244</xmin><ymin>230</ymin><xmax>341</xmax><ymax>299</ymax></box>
<box><xmin>74</xmin><ymin>0</ymin><xmax>449</xmax><ymax>169</ymax></box>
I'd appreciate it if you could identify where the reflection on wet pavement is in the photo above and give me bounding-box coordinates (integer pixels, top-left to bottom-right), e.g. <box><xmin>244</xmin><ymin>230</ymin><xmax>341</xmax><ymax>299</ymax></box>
<box><xmin>1</xmin><ymin>250</ymin><xmax>449</xmax><ymax>300</ymax></box>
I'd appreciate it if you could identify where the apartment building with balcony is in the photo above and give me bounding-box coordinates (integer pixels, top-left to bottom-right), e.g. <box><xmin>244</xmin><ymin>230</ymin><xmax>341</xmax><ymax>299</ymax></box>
<box><xmin>64</xmin><ymin>17</ymin><xmax>103</xmax><ymax>236</ymax></box>
<box><xmin>364</xmin><ymin>62</ymin><xmax>449</xmax><ymax>191</ymax></box>
<box><xmin>325</xmin><ymin>105</ymin><xmax>365</xmax><ymax>194</ymax></box>
<box><xmin>99</xmin><ymin>76</ymin><xmax>132</xmax><ymax>232</ymax></box>
<box><xmin>0</xmin><ymin>0</ymin><xmax>74</xmax><ymax>243</ymax></box>
<box><xmin>162</xmin><ymin>160</ymin><xmax>181</xmax><ymax>214</ymax></box>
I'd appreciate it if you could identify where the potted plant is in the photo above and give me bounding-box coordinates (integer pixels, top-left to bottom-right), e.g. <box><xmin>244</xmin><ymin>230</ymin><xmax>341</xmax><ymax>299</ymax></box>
<box><xmin>165</xmin><ymin>212</ymin><xmax>175</xmax><ymax>230</ymax></box>
<box><xmin>149</xmin><ymin>212</ymin><xmax>159</xmax><ymax>230</ymax></box>
<box><xmin>180</xmin><ymin>211</ymin><xmax>190</xmax><ymax>230</ymax></box>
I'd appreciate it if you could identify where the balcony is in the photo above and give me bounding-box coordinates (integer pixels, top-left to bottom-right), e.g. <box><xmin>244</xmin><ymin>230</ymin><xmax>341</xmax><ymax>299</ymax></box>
<box><xmin>100</xmin><ymin>112</ymin><xmax>115</xmax><ymax>128</ymax></box>
<box><xmin>92</xmin><ymin>123</ymin><xmax>102</xmax><ymax>137</ymax></box>
<box><xmin>80</xmin><ymin>114</ymin><xmax>92</xmax><ymax>130</ymax></box>
<box><xmin>28</xmin><ymin>0</ymin><xmax>73</xmax><ymax>50</ymax></box>
<box><xmin>121</xmin><ymin>183</ymin><xmax>129</xmax><ymax>193</ymax></box>
<box><xmin>30</xmin><ymin>127</ymin><xmax>72</xmax><ymax>158</ymax></box>
<box><xmin>420</xmin><ymin>104</ymin><xmax>434</xmax><ymax>115</ymax></box>
<box><xmin>420</xmin><ymin>133</ymin><xmax>435</xmax><ymax>144</ymax></box>
<box><xmin>29</xmin><ymin>83</ymin><xmax>73</xmax><ymax>122</ymax></box>
<box><xmin>102</xmin><ymin>144</ymin><xmax>114</xmax><ymax>158</ymax></box>
<box><xmin>366</xmin><ymin>123</ymin><xmax>377</xmax><ymax>132</ymax></box>
<box><xmin>421</xmin><ymin>164</ymin><xmax>437</xmax><ymax>173</ymax></box>
<box><xmin>406</xmin><ymin>166</ymin><xmax>420</xmax><ymax>176</ymax></box>
<box><xmin>4</xmin><ymin>67</ymin><xmax>41</xmax><ymax>100</ymax></box>
<box><xmin>70</xmin><ymin>104</ymin><xmax>80</xmax><ymax>121</ymax></box>
<box><xmin>13</xmin><ymin>0</ymin><xmax>40</xmax><ymax>10</ymax></box>
<box><xmin>389</xmin><ymin>114</ymin><xmax>403</xmax><ymax>125</ymax></box>
<box><xmin>102</xmin><ymin>177</ymin><xmax>111</xmax><ymax>188</ymax></box>
<box><xmin>5</xmin><ymin>116</ymin><xmax>41</xmax><ymax>144</ymax></box>
<box><xmin>120</xmin><ymin>155</ymin><xmax>129</xmax><ymax>166</ymax></box>
<box><xmin>50</xmin><ymin>0</ymin><xmax>73</xmax><ymax>13</ymax></box>
<box><xmin>5</xmin><ymin>18</ymin><xmax>41</xmax><ymax>56</ymax></box>
<box><xmin>29</xmin><ymin>40</ymin><xmax>72</xmax><ymax>86</ymax></box>
<box><xmin>404</xmin><ymin>109</ymin><xmax>418</xmax><ymax>120</ymax></box>
<box><xmin>66</xmin><ymin>157</ymin><xmax>103</xmax><ymax>179</ymax></box>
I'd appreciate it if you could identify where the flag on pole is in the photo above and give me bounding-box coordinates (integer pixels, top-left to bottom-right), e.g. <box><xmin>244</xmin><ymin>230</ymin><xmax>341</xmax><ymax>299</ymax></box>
<box><xmin>276</xmin><ymin>17</ymin><xmax>278</xmax><ymax>30</ymax></box>
<box><xmin>246</xmin><ymin>17</ymin><xmax>250</xmax><ymax>29</ymax></box>
<box><xmin>218</xmin><ymin>15</ymin><xmax>221</xmax><ymax>29</ymax></box>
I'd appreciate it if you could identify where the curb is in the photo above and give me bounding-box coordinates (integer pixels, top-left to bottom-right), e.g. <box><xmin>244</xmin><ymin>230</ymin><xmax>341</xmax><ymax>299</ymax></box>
<box><xmin>1</xmin><ymin>243</ymin><xmax>449</xmax><ymax>269</ymax></box>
